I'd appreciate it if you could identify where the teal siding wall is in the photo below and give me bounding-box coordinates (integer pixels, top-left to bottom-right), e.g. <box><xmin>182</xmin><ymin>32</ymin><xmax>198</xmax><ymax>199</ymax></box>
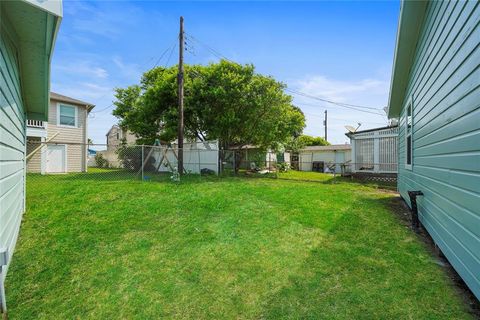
<box><xmin>0</xmin><ymin>24</ymin><xmax>26</xmax><ymax>280</ymax></box>
<box><xmin>398</xmin><ymin>1</ymin><xmax>480</xmax><ymax>298</ymax></box>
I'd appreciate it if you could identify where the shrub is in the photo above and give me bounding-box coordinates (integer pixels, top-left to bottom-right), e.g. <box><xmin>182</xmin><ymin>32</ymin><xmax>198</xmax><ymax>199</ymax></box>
<box><xmin>276</xmin><ymin>162</ymin><xmax>290</xmax><ymax>172</ymax></box>
<box><xmin>95</xmin><ymin>153</ymin><xmax>109</xmax><ymax>168</ymax></box>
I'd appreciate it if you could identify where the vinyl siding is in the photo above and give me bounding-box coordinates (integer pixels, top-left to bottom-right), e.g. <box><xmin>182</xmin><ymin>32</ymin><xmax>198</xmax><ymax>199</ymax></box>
<box><xmin>26</xmin><ymin>138</ymin><xmax>42</xmax><ymax>173</ymax></box>
<box><xmin>107</xmin><ymin>126</ymin><xmax>136</xmax><ymax>148</ymax></box>
<box><xmin>398</xmin><ymin>1</ymin><xmax>480</xmax><ymax>299</ymax></box>
<box><xmin>0</xmin><ymin>25</ymin><xmax>26</xmax><ymax>278</ymax></box>
<box><xmin>106</xmin><ymin>126</ymin><xmax>123</xmax><ymax>148</ymax></box>
<box><xmin>47</xmin><ymin>100</ymin><xmax>88</xmax><ymax>172</ymax></box>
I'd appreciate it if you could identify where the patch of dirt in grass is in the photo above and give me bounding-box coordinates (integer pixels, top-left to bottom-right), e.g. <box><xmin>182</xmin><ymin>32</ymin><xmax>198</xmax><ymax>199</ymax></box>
<box><xmin>386</xmin><ymin>196</ymin><xmax>480</xmax><ymax>319</ymax></box>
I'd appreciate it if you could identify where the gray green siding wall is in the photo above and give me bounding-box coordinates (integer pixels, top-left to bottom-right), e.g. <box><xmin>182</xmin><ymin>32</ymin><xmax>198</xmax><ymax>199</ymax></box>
<box><xmin>0</xmin><ymin>23</ymin><xmax>26</xmax><ymax>279</ymax></box>
<box><xmin>398</xmin><ymin>1</ymin><xmax>480</xmax><ymax>298</ymax></box>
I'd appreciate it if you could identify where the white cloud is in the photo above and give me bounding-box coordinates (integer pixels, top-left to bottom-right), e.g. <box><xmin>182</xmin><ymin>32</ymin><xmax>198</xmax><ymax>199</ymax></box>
<box><xmin>54</xmin><ymin>61</ymin><xmax>109</xmax><ymax>79</ymax></box>
<box><xmin>112</xmin><ymin>56</ymin><xmax>142</xmax><ymax>81</ymax></box>
<box><xmin>293</xmin><ymin>75</ymin><xmax>389</xmax><ymax>105</ymax></box>
<box><xmin>68</xmin><ymin>2</ymin><xmax>143</xmax><ymax>40</ymax></box>
<box><xmin>51</xmin><ymin>82</ymin><xmax>113</xmax><ymax>104</ymax></box>
<box><xmin>289</xmin><ymin>74</ymin><xmax>391</xmax><ymax>144</ymax></box>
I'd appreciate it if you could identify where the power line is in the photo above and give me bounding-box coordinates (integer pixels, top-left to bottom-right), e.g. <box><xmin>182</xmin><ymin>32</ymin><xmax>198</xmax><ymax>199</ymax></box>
<box><xmin>296</xmin><ymin>101</ymin><xmax>385</xmax><ymax>116</ymax></box>
<box><xmin>185</xmin><ymin>32</ymin><xmax>391</xmax><ymax>129</ymax></box>
<box><xmin>165</xmin><ymin>42</ymin><xmax>177</xmax><ymax>67</ymax></box>
<box><xmin>185</xmin><ymin>32</ymin><xmax>386</xmax><ymax>116</ymax></box>
<box><xmin>152</xmin><ymin>40</ymin><xmax>177</xmax><ymax>69</ymax></box>
<box><xmin>90</xmin><ymin>42</ymin><xmax>179</xmax><ymax>116</ymax></box>
<box><xmin>185</xmin><ymin>32</ymin><xmax>239</xmax><ymax>65</ymax></box>
<box><xmin>185</xmin><ymin>70</ymin><xmax>389</xmax><ymax>130</ymax></box>
<box><xmin>285</xmin><ymin>88</ymin><xmax>384</xmax><ymax>111</ymax></box>
<box><xmin>303</xmin><ymin>112</ymin><xmax>387</xmax><ymax>126</ymax></box>
<box><xmin>292</xmin><ymin>94</ymin><xmax>385</xmax><ymax>115</ymax></box>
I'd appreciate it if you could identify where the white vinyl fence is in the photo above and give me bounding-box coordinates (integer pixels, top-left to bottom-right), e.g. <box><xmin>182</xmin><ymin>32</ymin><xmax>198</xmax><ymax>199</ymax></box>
<box><xmin>155</xmin><ymin>140</ymin><xmax>219</xmax><ymax>174</ymax></box>
<box><xmin>350</xmin><ymin>126</ymin><xmax>398</xmax><ymax>173</ymax></box>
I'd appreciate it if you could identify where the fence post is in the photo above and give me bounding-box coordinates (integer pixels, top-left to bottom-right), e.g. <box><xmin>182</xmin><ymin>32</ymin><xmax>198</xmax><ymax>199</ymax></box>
<box><xmin>373</xmin><ymin>131</ymin><xmax>380</xmax><ymax>173</ymax></box>
<box><xmin>333</xmin><ymin>166</ymin><xmax>337</xmax><ymax>184</ymax></box>
<box><xmin>268</xmin><ymin>152</ymin><xmax>271</xmax><ymax>172</ymax></box>
<box><xmin>141</xmin><ymin>145</ymin><xmax>144</xmax><ymax>181</ymax></box>
<box><xmin>233</xmin><ymin>151</ymin><xmax>236</xmax><ymax>175</ymax></box>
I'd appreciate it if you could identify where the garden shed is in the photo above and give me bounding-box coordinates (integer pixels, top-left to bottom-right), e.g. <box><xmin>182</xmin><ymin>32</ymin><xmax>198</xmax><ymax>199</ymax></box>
<box><xmin>346</xmin><ymin>125</ymin><xmax>398</xmax><ymax>174</ymax></box>
<box><xmin>298</xmin><ymin>145</ymin><xmax>351</xmax><ymax>173</ymax></box>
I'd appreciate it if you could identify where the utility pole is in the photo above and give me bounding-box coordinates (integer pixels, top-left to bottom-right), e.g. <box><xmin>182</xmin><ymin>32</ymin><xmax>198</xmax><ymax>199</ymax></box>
<box><xmin>177</xmin><ymin>16</ymin><xmax>184</xmax><ymax>175</ymax></box>
<box><xmin>324</xmin><ymin>110</ymin><xmax>328</xmax><ymax>141</ymax></box>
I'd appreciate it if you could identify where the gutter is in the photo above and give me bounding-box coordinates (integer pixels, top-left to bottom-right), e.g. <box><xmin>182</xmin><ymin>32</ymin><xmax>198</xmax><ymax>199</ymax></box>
<box><xmin>387</xmin><ymin>1</ymin><xmax>428</xmax><ymax>118</ymax></box>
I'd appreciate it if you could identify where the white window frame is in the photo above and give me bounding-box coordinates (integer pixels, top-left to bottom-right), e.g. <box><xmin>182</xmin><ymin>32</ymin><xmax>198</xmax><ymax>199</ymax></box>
<box><xmin>405</xmin><ymin>97</ymin><xmax>413</xmax><ymax>170</ymax></box>
<box><xmin>57</xmin><ymin>103</ymin><xmax>78</xmax><ymax>128</ymax></box>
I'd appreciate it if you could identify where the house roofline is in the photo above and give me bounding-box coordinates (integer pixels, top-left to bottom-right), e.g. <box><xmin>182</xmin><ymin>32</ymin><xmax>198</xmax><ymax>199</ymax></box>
<box><xmin>2</xmin><ymin>0</ymin><xmax>63</xmax><ymax>121</ymax></box>
<box><xmin>50</xmin><ymin>92</ymin><xmax>95</xmax><ymax>111</ymax></box>
<box><xmin>387</xmin><ymin>1</ymin><xmax>428</xmax><ymax>118</ymax></box>
<box><xmin>345</xmin><ymin>125</ymin><xmax>398</xmax><ymax>137</ymax></box>
<box><xmin>106</xmin><ymin>125</ymin><xmax>119</xmax><ymax>137</ymax></box>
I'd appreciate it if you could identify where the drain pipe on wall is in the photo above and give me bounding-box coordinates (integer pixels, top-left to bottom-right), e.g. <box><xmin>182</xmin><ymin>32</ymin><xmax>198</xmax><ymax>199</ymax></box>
<box><xmin>0</xmin><ymin>249</ymin><xmax>8</xmax><ymax>320</ymax></box>
<box><xmin>408</xmin><ymin>191</ymin><xmax>424</xmax><ymax>231</ymax></box>
<box><xmin>0</xmin><ymin>279</ymin><xmax>6</xmax><ymax>320</ymax></box>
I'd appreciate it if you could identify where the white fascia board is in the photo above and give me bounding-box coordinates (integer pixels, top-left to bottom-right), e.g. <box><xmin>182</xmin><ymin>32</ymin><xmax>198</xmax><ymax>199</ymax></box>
<box><xmin>22</xmin><ymin>0</ymin><xmax>63</xmax><ymax>18</ymax></box>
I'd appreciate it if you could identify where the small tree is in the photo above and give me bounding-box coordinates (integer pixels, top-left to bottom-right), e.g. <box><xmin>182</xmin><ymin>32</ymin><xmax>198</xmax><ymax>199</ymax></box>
<box><xmin>95</xmin><ymin>153</ymin><xmax>109</xmax><ymax>168</ymax></box>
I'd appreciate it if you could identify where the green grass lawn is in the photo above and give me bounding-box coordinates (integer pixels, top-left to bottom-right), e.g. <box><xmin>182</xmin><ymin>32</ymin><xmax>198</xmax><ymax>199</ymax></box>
<box><xmin>5</xmin><ymin>170</ymin><xmax>472</xmax><ymax>319</ymax></box>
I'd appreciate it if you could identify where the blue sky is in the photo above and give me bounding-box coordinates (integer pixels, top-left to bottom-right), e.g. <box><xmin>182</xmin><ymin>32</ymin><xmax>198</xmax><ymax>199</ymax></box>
<box><xmin>51</xmin><ymin>0</ymin><xmax>400</xmax><ymax>145</ymax></box>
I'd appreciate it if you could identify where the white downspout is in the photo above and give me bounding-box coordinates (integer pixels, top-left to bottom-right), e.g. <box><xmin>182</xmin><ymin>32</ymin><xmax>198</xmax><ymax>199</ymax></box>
<box><xmin>84</xmin><ymin>107</ymin><xmax>88</xmax><ymax>172</ymax></box>
<box><xmin>0</xmin><ymin>276</ymin><xmax>6</xmax><ymax>319</ymax></box>
<box><xmin>0</xmin><ymin>249</ymin><xmax>8</xmax><ymax>319</ymax></box>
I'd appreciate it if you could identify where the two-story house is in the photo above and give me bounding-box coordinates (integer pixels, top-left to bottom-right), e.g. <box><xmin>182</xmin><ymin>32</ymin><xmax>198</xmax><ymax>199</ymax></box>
<box><xmin>26</xmin><ymin>92</ymin><xmax>95</xmax><ymax>173</ymax></box>
<box><xmin>106</xmin><ymin>124</ymin><xmax>136</xmax><ymax>148</ymax></box>
<box><xmin>95</xmin><ymin>124</ymin><xmax>137</xmax><ymax>167</ymax></box>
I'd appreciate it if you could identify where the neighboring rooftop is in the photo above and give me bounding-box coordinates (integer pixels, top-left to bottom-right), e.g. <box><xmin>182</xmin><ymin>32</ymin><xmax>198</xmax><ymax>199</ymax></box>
<box><xmin>50</xmin><ymin>92</ymin><xmax>95</xmax><ymax>110</ymax></box>
<box><xmin>345</xmin><ymin>125</ymin><xmax>399</xmax><ymax>137</ymax></box>
<box><xmin>301</xmin><ymin>144</ymin><xmax>351</xmax><ymax>151</ymax></box>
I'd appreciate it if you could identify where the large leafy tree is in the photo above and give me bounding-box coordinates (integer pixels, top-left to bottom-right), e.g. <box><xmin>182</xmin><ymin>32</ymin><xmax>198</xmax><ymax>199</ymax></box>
<box><xmin>112</xmin><ymin>60</ymin><xmax>305</xmax><ymax>150</ymax></box>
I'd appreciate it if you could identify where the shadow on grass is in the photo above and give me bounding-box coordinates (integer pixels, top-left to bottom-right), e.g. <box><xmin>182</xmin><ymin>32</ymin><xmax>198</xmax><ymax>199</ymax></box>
<box><xmin>274</xmin><ymin>173</ymin><xmax>397</xmax><ymax>191</ymax></box>
<box><xmin>259</xmin><ymin>196</ymin><xmax>471</xmax><ymax>319</ymax></box>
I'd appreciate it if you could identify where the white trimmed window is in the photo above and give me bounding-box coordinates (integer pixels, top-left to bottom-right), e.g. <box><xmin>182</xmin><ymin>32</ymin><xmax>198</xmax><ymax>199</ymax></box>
<box><xmin>405</xmin><ymin>100</ymin><xmax>413</xmax><ymax>169</ymax></box>
<box><xmin>58</xmin><ymin>104</ymin><xmax>77</xmax><ymax>127</ymax></box>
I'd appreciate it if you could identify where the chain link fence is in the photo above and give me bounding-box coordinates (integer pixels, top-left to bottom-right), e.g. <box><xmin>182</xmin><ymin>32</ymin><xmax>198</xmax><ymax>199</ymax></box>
<box><xmin>26</xmin><ymin>141</ymin><xmax>397</xmax><ymax>189</ymax></box>
<box><xmin>26</xmin><ymin>140</ymin><xmax>220</xmax><ymax>183</ymax></box>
